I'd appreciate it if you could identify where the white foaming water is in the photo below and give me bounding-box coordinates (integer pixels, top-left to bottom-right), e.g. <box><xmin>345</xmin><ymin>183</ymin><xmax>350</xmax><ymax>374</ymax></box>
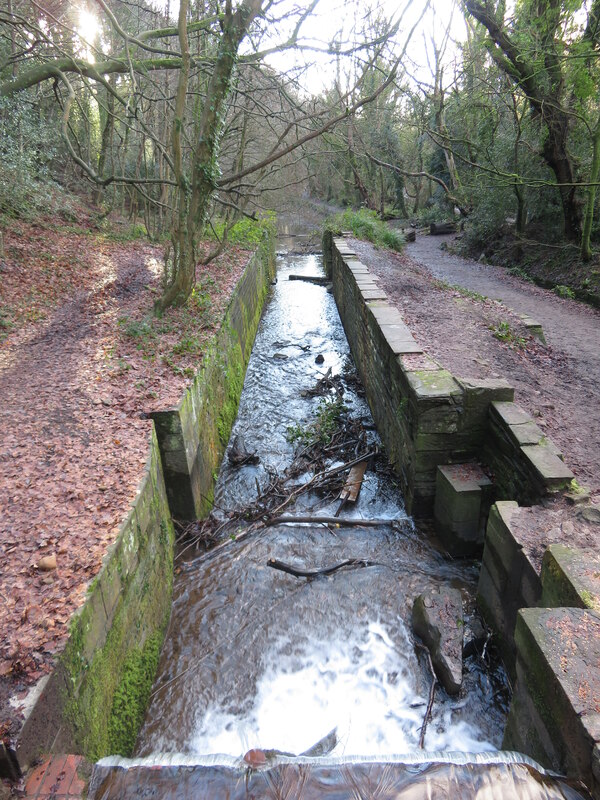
<box><xmin>189</xmin><ymin>620</ymin><xmax>495</xmax><ymax>758</ymax></box>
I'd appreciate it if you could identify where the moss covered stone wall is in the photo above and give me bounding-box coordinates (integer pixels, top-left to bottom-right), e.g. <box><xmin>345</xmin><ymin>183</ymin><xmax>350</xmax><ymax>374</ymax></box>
<box><xmin>16</xmin><ymin>236</ymin><xmax>275</xmax><ymax>769</ymax></box>
<box><xmin>18</xmin><ymin>429</ymin><xmax>174</xmax><ymax>766</ymax></box>
<box><xmin>323</xmin><ymin>232</ymin><xmax>511</xmax><ymax>515</ymax></box>
<box><xmin>151</xmin><ymin>237</ymin><xmax>275</xmax><ymax>519</ymax></box>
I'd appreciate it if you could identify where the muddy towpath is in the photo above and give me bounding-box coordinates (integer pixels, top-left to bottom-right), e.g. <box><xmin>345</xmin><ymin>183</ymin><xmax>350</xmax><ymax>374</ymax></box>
<box><xmin>349</xmin><ymin>233</ymin><xmax>600</xmax><ymax>499</ymax></box>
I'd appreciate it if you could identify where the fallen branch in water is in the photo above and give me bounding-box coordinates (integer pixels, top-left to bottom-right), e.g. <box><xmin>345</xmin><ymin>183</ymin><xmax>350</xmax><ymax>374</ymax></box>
<box><xmin>265</xmin><ymin>515</ymin><xmax>391</xmax><ymax>528</ymax></box>
<box><xmin>288</xmin><ymin>274</ymin><xmax>330</xmax><ymax>285</ymax></box>
<box><xmin>415</xmin><ymin>641</ymin><xmax>437</xmax><ymax>749</ymax></box>
<box><xmin>267</xmin><ymin>557</ymin><xmax>378</xmax><ymax>579</ymax></box>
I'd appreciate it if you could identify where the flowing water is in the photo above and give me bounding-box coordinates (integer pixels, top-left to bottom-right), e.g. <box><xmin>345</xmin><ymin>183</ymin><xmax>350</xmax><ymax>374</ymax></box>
<box><xmin>90</xmin><ymin>252</ymin><xmax>591</xmax><ymax>799</ymax></box>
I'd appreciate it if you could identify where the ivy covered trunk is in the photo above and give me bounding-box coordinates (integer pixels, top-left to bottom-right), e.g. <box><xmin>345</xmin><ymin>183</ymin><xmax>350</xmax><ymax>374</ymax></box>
<box><xmin>158</xmin><ymin>0</ymin><xmax>264</xmax><ymax>310</ymax></box>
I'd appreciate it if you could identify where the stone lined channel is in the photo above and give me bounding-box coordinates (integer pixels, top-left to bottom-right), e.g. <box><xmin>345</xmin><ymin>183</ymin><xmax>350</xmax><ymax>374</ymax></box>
<box><xmin>90</xmin><ymin>252</ymin><xmax>590</xmax><ymax>798</ymax></box>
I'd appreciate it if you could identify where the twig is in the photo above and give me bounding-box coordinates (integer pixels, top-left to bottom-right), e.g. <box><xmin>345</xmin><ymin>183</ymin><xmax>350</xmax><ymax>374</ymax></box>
<box><xmin>415</xmin><ymin>642</ymin><xmax>437</xmax><ymax>749</ymax></box>
<box><xmin>267</xmin><ymin>557</ymin><xmax>377</xmax><ymax>579</ymax></box>
<box><xmin>181</xmin><ymin>451</ymin><xmax>379</xmax><ymax>567</ymax></box>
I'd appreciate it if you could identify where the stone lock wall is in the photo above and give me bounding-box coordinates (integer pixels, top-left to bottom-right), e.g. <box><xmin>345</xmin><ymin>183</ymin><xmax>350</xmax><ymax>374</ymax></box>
<box><xmin>18</xmin><ymin>429</ymin><xmax>174</xmax><ymax>767</ymax></box>
<box><xmin>323</xmin><ymin>233</ymin><xmax>512</xmax><ymax>517</ymax></box>
<box><xmin>324</xmin><ymin>232</ymin><xmax>600</xmax><ymax>797</ymax></box>
<box><xmin>16</xmin><ymin>237</ymin><xmax>275</xmax><ymax>770</ymax></box>
<box><xmin>151</xmin><ymin>238</ymin><xmax>275</xmax><ymax>520</ymax></box>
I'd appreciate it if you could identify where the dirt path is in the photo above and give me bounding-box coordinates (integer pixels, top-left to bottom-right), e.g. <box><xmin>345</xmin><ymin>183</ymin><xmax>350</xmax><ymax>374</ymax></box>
<box><xmin>406</xmin><ymin>234</ymin><xmax>600</xmax><ymax>371</ymax></box>
<box><xmin>349</xmin><ymin>235</ymin><xmax>600</xmax><ymax>500</ymax></box>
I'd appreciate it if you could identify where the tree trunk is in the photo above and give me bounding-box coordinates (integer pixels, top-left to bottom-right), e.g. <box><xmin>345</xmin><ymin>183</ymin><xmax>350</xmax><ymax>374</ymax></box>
<box><xmin>466</xmin><ymin>0</ymin><xmax>582</xmax><ymax>241</ymax></box>
<box><xmin>542</xmin><ymin>112</ymin><xmax>581</xmax><ymax>241</ymax></box>
<box><xmin>158</xmin><ymin>0</ymin><xmax>263</xmax><ymax>310</ymax></box>
<box><xmin>581</xmin><ymin>120</ymin><xmax>600</xmax><ymax>261</ymax></box>
<box><xmin>515</xmin><ymin>183</ymin><xmax>527</xmax><ymax>236</ymax></box>
<box><xmin>94</xmin><ymin>79</ymin><xmax>115</xmax><ymax>205</ymax></box>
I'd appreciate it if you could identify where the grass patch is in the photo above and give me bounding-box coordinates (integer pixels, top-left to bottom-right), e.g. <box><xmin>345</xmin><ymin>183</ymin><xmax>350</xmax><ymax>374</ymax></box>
<box><xmin>287</xmin><ymin>396</ymin><xmax>347</xmax><ymax>448</ymax></box>
<box><xmin>433</xmin><ymin>279</ymin><xmax>487</xmax><ymax>302</ymax></box>
<box><xmin>325</xmin><ymin>208</ymin><xmax>405</xmax><ymax>252</ymax></box>
<box><xmin>553</xmin><ymin>284</ymin><xmax>575</xmax><ymax>299</ymax></box>
<box><xmin>489</xmin><ymin>320</ymin><xmax>526</xmax><ymax>349</ymax></box>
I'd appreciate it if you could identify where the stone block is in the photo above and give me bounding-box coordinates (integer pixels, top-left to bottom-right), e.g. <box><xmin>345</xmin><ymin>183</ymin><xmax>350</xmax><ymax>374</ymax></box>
<box><xmin>380</xmin><ymin>324</ymin><xmax>422</xmax><ymax>356</ymax></box>
<box><xmin>412</xmin><ymin>587</ymin><xmax>464</xmax><ymax>695</ymax></box>
<box><xmin>483</xmin><ymin>502</ymin><xmax>521</xmax><ymax>573</ymax></box>
<box><xmin>459</xmin><ymin>377</ymin><xmax>514</xmax><ymax>405</ymax></box>
<box><xmin>519</xmin><ymin>314</ymin><xmax>547</xmax><ymax>345</ymax></box>
<box><xmin>359</xmin><ymin>287</ymin><xmax>388</xmax><ymax>301</ymax></box>
<box><xmin>491</xmin><ymin>401</ymin><xmax>532</xmax><ymax>426</ymax></box>
<box><xmin>480</xmin><ymin>541</ymin><xmax>509</xmax><ymax>595</ymax></box>
<box><xmin>406</xmin><ymin>369</ymin><xmax>462</xmax><ymax>401</ymax></box>
<box><xmin>504</xmin><ymin>607</ymin><xmax>600</xmax><ymax>796</ymax></box>
<box><xmin>476</xmin><ymin>561</ymin><xmax>512</xmax><ymax>652</ymax></box>
<box><xmin>434</xmin><ymin>463</ymin><xmax>493</xmax><ymax>556</ymax></box>
<box><xmin>519</xmin><ymin>557</ymin><xmax>543</xmax><ymax>607</ymax></box>
<box><xmin>367</xmin><ymin>303</ymin><xmax>406</xmax><ymax>326</ymax></box>
<box><xmin>521</xmin><ymin>443</ymin><xmax>574</xmax><ymax>488</ymax></box>
<box><xmin>506</xmin><ymin>421</ymin><xmax>545</xmax><ymax>447</ymax></box>
<box><xmin>541</xmin><ymin>545</ymin><xmax>600</xmax><ymax>611</ymax></box>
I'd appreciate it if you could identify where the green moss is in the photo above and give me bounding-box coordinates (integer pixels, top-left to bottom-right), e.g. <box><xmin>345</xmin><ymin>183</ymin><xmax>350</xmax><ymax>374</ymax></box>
<box><xmin>57</xmin><ymin>444</ymin><xmax>175</xmax><ymax>762</ymax></box>
<box><xmin>216</xmin><ymin>354</ymin><xmax>244</xmax><ymax>446</ymax></box>
<box><xmin>108</xmin><ymin>633</ymin><xmax>162</xmax><ymax>755</ymax></box>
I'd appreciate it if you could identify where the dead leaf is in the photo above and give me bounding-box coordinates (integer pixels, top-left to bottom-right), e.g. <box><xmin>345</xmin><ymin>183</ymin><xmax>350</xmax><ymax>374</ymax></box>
<box><xmin>37</xmin><ymin>554</ymin><xmax>57</xmax><ymax>571</ymax></box>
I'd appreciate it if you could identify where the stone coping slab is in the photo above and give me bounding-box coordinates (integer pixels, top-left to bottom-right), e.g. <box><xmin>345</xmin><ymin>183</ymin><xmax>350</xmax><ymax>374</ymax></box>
<box><xmin>521</xmin><ymin>444</ymin><xmax>574</xmax><ymax>486</ymax></box>
<box><xmin>437</xmin><ymin>463</ymin><xmax>493</xmax><ymax>494</ymax></box>
<box><xmin>491</xmin><ymin>401</ymin><xmax>532</xmax><ymax>426</ymax></box>
<box><xmin>541</xmin><ymin>545</ymin><xmax>600</xmax><ymax>611</ymax></box>
<box><xmin>491</xmin><ymin>500</ymin><xmax>600</xmax><ymax>576</ymax></box>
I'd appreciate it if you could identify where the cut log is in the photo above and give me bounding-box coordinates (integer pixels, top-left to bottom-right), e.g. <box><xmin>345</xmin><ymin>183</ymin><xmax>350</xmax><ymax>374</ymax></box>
<box><xmin>404</xmin><ymin>229</ymin><xmax>416</xmax><ymax>243</ymax></box>
<box><xmin>264</xmin><ymin>515</ymin><xmax>389</xmax><ymax>528</ymax></box>
<box><xmin>430</xmin><ymin>222</ymin><xmax>457</xmax><ymax>235</ymax></box>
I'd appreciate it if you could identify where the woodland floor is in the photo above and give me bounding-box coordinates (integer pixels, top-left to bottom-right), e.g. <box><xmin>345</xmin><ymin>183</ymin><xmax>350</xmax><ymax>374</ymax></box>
<box><xmin>350</xmin><ymin>233</ymin><xmax>600</xmax><ymax>500</ymax></box>
<box><xmin>2</xmin><ymin>208</ymin><xmax>600</xmax><ymax>761</ymax></box>
<box><xmin>0</xmin><ymin>214</ymin><xmax>250</xmax><ymax>738</ymax></box>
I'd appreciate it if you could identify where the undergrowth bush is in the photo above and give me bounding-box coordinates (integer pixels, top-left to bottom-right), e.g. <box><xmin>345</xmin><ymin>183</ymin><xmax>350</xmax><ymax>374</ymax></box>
<box><xmin>0</xmin><ymin>97</ymin><xmax>67</xmax><ymax>219</ymax></box>
<box><xmin>209</xmin><ymin>212</ymin><xmax>276</xmax><ymax>247</ymax></box>
<box><xmin>325</xmin><ymin>208</ymin><xmax>404</xmax><ymax>251</ymax></box>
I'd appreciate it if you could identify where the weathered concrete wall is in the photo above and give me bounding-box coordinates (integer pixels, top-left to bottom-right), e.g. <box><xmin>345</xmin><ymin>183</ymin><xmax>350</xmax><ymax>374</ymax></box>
<box><xmin>18</xmin><ymin>429</ymin><xmax>174</xmax><ymax>766</ymax></box>
<box><xmin>324</xmin><ymin>233</ymin><xmax>512</xmax><ymax>516</ymax></box>
<box><xmin>151</xmin><ymin>238</ymin><xmax>275</xmax><ymax>519</ymax></box>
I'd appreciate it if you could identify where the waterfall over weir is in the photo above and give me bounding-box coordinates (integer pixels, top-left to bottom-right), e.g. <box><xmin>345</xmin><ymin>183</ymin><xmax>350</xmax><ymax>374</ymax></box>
<box><xmin>89</xmin><ymin>253</ymin><xmax>591</xmax><ymax>799</ymax></box>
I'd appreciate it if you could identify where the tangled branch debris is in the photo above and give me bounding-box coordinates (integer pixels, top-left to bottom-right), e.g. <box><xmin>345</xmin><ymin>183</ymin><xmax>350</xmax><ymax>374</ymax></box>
<box><xmin>175</xmin><ymin>364</ymin><xmax>394</xmax><ymax>563</ymax></box>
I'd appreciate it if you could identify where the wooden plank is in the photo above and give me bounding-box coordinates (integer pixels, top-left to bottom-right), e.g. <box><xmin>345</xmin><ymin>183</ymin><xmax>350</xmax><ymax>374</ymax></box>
<box><xmin>339</xmin><ymin>460</ymin><xmax>368</xmax><ymax>504</ymax></box>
